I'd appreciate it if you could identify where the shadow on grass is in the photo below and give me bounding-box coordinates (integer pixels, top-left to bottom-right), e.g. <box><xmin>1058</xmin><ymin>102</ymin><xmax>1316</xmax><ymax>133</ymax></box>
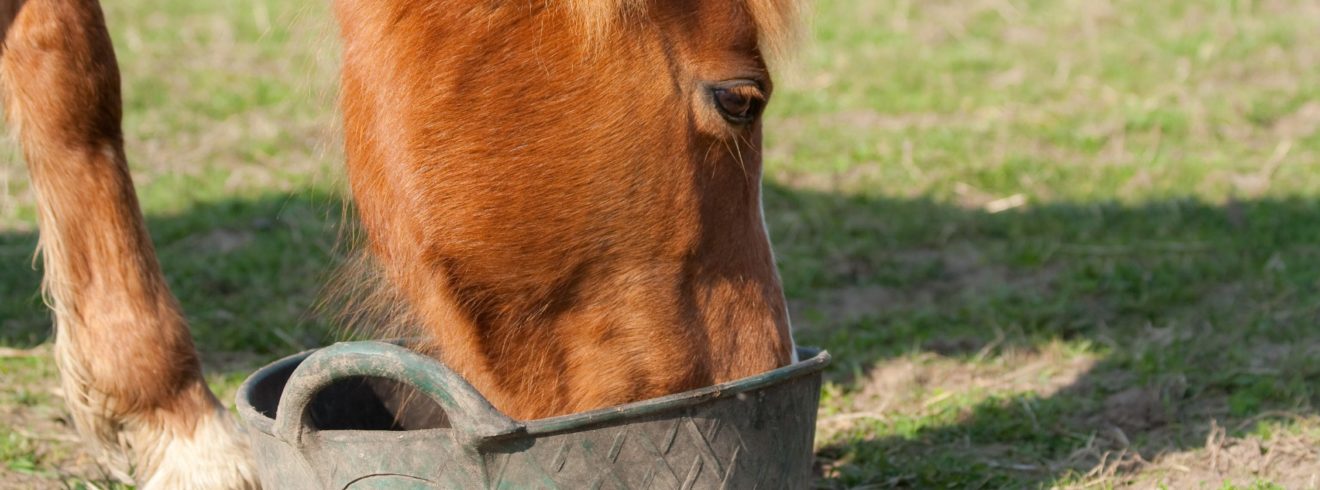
<box><xmin>4</xmin><ymin>184</ymin><xmax>1320</xmax><ymax>487</ymax></box>
<box><xmin>765</xmin><ymin>182</ymin><xmax>1320</xmax><ymax>487</ymax></box>
<box><xmin>0</xmin><ymin>190</ymin><xmax>348</xmax><ymax>355</ymax></box>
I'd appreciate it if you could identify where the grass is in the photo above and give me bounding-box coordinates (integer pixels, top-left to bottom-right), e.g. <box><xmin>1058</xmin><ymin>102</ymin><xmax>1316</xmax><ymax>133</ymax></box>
<box><xmin>3</xmin><ymin>0</ymin><xmax>1320</xmax><ymax>488</ymax></box>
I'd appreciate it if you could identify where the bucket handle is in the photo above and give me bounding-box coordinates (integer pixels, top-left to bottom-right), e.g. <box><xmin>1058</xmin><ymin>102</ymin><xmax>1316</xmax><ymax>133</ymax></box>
<box><xmin>272</xmin><ymin>341</ymin><xmax>523</xmax><ymax>449</ymax></box>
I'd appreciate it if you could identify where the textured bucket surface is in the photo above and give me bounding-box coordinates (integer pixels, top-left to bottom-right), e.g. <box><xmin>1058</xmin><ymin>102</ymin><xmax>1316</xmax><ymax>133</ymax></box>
<box><xmin>236</xmin><ymin>341</ymin><xmax>829</xmax><ymax>489</ymax></box>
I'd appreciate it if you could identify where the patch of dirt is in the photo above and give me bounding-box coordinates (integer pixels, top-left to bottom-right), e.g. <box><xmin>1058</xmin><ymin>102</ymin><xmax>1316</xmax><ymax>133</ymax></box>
<box><xmin>1102</xmin><ymin>386</ymin><xmax>1174</xmax><ymax>433</ymax></box>
<box><xmin>789</xmin><ymin>243</ymin><xmax>1062</xmax><ymax>332</ymax></box>
<box><xmin>916</xmin><ymin>244</ymin><xmax>1061</xmax><ymax>298</ymax></box>
<box><xmin>1078</xmin><ymin>418</ymin><xmax>1320</xmax><ymax>489</ymax></box>
<box><xmin>789</xmin><ymin>285</ymin><xmax>902</xmax><ymax>329</ymax></box>
<box><xmin>817</xmin><ymin>343</ymin><xmax>1098</xmax><ymax>436</ymax></box>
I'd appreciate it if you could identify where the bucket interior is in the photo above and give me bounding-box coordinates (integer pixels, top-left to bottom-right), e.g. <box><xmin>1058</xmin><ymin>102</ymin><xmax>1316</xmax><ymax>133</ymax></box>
<box><xmin>246</xmin><ymin>360</ymin><xmax>450</xmax><ymax>431</ymax></box>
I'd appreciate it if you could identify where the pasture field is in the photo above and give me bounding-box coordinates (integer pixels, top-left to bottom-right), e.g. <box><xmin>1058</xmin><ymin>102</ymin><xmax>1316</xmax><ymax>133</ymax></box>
<box><xmin>3</xmin><ymin>0</ymin><xmax>1320</xmax><ymax>488</ymax></box>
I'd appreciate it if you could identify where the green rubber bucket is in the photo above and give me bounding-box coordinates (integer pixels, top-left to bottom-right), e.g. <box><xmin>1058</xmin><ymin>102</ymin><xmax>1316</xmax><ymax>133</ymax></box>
<box><xmin>236</xmin><ymin>340</ymin><xmax>829</xmax><ymax>489</ymax></box>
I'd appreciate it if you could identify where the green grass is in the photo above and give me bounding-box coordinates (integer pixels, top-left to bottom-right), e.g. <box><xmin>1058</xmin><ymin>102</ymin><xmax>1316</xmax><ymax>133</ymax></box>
<box><xmin>773</xmin><ymin>0</ymin><xmax>1320</xmax><ymax>487</ymax></box>
<box><xmin>4</xmin><ymin>0</ymin><xmax>1320</xmax><ymax>487</ymax></box>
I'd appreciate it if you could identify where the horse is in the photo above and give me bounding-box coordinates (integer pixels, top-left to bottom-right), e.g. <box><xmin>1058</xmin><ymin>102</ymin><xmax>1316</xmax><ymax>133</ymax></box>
<box><xmin>0</xmin><ymin>0</ymin><xmax>801</xmax><ymax>487</ymax></box>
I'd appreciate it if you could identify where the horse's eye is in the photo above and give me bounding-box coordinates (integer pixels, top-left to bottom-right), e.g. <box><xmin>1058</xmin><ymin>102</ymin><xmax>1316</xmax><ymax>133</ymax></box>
<box><xmin>710</xmin><ymin>82</ymin><xmax>765</xmax><ymax>125</ymax></box>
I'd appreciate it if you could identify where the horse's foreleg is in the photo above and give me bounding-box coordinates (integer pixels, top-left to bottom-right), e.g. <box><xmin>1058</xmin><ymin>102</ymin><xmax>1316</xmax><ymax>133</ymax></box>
<box><xmin>0</xmin><ymin>1</ymin><xmax>257</xmax><ymax>488</ymax></box>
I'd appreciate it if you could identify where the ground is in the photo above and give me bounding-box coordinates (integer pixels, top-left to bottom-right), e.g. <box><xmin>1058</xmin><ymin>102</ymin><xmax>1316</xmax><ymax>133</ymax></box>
<box><xmin>2</xmin><ymin>0</ymin><xmax>1320</xmax><ymax>488</ymax></box>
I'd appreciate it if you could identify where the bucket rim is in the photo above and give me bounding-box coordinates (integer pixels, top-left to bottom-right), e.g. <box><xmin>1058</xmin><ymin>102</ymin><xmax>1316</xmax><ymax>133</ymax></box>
<box><xmin>236</xmin><ymin>343</ymin><xmax>830</xmax><ymax>438</ymax></box>
<box><xmin>519</xmin><ymin>347</ymin><xmax>829</xmax><ymax>437</ymax></box>
<box><xmin>236</xmin><ymin>348</ymin><xmax>313</xmax><ymax>434</ymax></box>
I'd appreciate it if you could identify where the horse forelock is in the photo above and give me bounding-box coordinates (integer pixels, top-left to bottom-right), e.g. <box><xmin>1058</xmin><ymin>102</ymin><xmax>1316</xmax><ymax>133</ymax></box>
<box><xmin>566</xmin><ymin>0</ymin><xmax>804</xmax><ymax>59</ymax></box>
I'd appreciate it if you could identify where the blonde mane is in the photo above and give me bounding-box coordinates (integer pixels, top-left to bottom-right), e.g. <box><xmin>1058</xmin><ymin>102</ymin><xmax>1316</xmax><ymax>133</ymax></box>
<box><xmin>566</xmin><ymin>0</ymin><xmax>804</xmax><ymax>59</ymax></box>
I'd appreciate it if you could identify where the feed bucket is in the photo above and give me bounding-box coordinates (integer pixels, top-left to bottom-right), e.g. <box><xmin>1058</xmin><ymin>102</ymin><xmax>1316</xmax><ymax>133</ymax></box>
<box><xmin>236</xmin><ymin>340</ymin><xmax>829</xmax><ymax>489</ymax></box>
